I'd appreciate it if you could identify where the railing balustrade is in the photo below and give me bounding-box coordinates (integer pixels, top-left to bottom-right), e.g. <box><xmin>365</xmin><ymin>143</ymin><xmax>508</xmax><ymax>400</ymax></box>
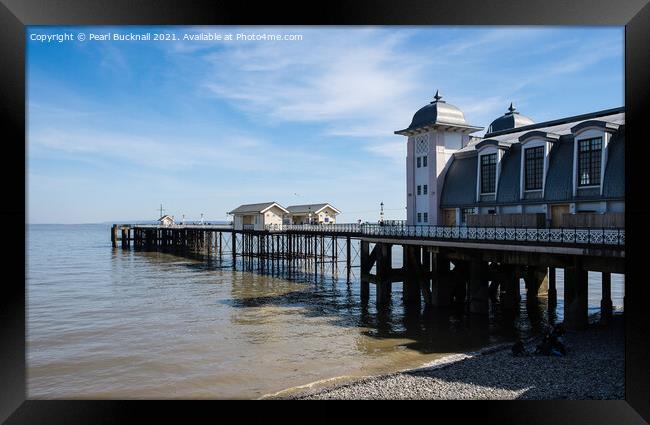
<box><xmin>357</xmin><ymin>224</ymin><xmax>624</xmax><ymax>247</ymax></box>
<box><xmin>131</xmin><ymin>222</ymin><xmax>624</xmax><ymax>247</ymax></box>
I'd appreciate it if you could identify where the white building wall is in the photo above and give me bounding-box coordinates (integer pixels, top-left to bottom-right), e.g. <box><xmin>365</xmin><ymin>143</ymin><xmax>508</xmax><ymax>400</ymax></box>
<box><xmin>411</xmin><ymin>133</ymin><xmax>430</xmax><ymax>225</ymax></box>
<box><xmin>500</xmin><ymin>205</ymin><xmax>523</xmax><ymax>214</ymax></box>
<box><xmin>261</xmin><ymin>207</ymin><xmax>284</xmax><ymax>230</ymax></box>
<box><xmin>406</xmin><ymin>136</ymin><xmax>416</xmax><ymax>225</ymax></box>
<box><xmin>318</xmin><ymin>206</ymin><xmax>338</xmax><ymax>224</ymax></box>
<box><xmin>406</xmin><ymin>129</ymin><xmax>469</xmax><ymax>225</ymax></box>
<box><xmin>523</xmin><ymin>204</ymin><xmax>546</xmax><ymax>214</ymax></box>
<box><xmin>575</xmin><ymin>201</ymin><xmax>607</xmax><ymax>213</ymax></box>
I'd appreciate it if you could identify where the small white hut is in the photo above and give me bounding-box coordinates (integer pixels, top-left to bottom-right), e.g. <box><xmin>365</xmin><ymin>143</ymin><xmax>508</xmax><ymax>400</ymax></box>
<box><xmin>286</xmin><ymin>203</ymin><xmax>341</xmax><ymax>225</ymax></box>
<box><xmin>158</xmin><ymin>214</ymin><xmax>174</xmax><ymax>227</ymax></box>
<box><xmin>228</xmin><ymin>202</ymin><xmax>289</xmax><ymax>231</ymax></box>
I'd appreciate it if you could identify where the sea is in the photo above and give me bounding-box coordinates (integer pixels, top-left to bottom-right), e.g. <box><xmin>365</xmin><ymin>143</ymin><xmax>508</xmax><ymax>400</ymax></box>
<box><xmin>26</xmin><ymin>223</ymin><xmax>624</xmax><ymax>399</ymax></box>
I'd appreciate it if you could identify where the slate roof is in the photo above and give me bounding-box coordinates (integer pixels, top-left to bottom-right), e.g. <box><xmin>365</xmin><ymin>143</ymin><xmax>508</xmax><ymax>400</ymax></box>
<box><xmin>228</xmin><ymin>202</ymin><xmax>288</xmax><ymax>214</ymax></box>
<box><xmin>440</xmin><ymin>156</ymin><xmax>477</xmax><ymax>207</ymax></box>
<box><xmin>286</xmin><ymin>203</ymin><xmax>340</xmax><ymax>214</ymax></box>
<box><xmin>495</xmin><ymin>144</ymin><xmax>522</xmax><ymax>204</ymax></box>
<box><xmin>543</xmin><ymin>140</ymin><xmax>575</xmax><ymax>202</ymax></box>
<box><xmin>441</xmin><ymin>107</ymin><xmax>625</xmax><ymax>207</ymax></box>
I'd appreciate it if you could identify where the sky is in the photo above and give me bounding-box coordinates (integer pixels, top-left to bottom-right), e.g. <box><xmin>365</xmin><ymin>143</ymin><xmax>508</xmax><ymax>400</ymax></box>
<box><xmin>26</xmin><ymin>26</ymin><xmax>624</xmax><ymax>224</ymax></box>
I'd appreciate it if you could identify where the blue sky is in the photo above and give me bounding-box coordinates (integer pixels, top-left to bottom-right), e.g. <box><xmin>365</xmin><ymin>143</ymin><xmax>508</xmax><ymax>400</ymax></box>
<box><xmin>27</xmin><ymin>26</ymin><xmax>624</xmax><ymax>224</ymax></box>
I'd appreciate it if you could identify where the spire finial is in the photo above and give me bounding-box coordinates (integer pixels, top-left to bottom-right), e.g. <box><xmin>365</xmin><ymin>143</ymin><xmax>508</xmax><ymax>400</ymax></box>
<box><xmin>434</xmin><ymin>90</ymin><xmax>442</xmax><ymax>102</ymax></box>
<box><xmin>508</xmin><ymin>102</ymin><xmax>516</xmax><ymax>113</ymax></box>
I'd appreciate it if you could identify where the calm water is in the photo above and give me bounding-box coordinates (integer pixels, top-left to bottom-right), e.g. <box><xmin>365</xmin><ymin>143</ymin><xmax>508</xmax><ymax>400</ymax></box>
<box><xmin>27</xmin><ymin>224</ymin><xmax>624</xmax><ymax>399</ymax></box>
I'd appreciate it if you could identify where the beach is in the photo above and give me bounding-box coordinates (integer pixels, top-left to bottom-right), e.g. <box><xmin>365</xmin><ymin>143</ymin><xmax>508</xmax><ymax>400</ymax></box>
<box><xmin>284</xmin><ymin>314</ymin><xmax>624</xmax><ymax>400</ymax></box>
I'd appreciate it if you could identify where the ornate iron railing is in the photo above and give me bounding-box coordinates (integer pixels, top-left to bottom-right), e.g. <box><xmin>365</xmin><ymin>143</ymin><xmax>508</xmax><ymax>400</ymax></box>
<box><xmin>265</xmin><ymin>223</ymin><xmax>362</xmax><ymax>233</ymax></box>
<box><xmin>134</xmin><ymin>224</ymin><xmax>233</xmax><ymax>229</ymax></box>
<box><xmin>359</xmin><ymin>224</ymin><xmax>625</xmax><ymax>247</ymax></box>
<box><xmin>132</xmin><ymin>223</ymin><xmax>624</xmax><ymax>247</ymax></box>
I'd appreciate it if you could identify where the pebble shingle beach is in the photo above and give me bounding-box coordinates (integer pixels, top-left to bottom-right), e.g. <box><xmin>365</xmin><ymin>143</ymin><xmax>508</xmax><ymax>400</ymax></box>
<box><xmin>284</xmin><ymin>314</ymin><xmax>624</xmax><ymax>400</ymax></box>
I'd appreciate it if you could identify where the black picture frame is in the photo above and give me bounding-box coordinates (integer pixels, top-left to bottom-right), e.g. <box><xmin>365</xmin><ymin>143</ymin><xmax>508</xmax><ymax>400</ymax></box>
<box><xmin>2</xmin><ymin>0</ymin><xmax>649</xmax><ymax>422</ymax></box>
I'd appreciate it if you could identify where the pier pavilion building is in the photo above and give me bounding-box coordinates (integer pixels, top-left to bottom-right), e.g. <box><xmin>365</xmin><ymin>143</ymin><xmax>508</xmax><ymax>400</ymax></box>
<box><xmin>286</xmin><ymin>203</ymin><xmax>341</xmax><ymax>225</ymax></box>
<box><xmin>396</xmin><ymin>92</ymin><xmax>624</xmax><ymax>228</ymax></box>
<box><xmin>229</xmin><ymin>202</ymin><xmax>289</xmax><ymax>231</ymax></box>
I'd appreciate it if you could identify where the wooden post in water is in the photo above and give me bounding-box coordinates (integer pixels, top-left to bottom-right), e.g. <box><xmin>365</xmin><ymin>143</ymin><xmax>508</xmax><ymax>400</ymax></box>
<box><xmin>548</xmin><ymin>267</ymin><xmax>557</xmax><ymax>309</ymax></box>
<box><xmin>402</xmin><ymin>245</ymin><xmax>421</xmax><ymax>305</ymax></box>
<box><xmin>231</xmin><ymin>232</ymin><xmax>237</xmax><ymax>266</ymax></box>
<box><xmin>346</xmin><ymin>236</ymin><xmax>351</xmax><ymax>283</ymax></box>
<box><xmin>360</xmin><ymin>240</ymin><xmax>370</xmax><ymax>302</ymax></box>
<box><xmin>468</xmin><ymin>259</ymin><xmax>489</xmax><ymax>315</ymax></box>
<box><xmin>601</xmin><ymin>272</ymin><xmax>613</xmax><ymax>323</ymax></box>
<box><xmin>121</xmin><ymin>227</ymin><xmax>128</xmax><ymax>249</ymax></box>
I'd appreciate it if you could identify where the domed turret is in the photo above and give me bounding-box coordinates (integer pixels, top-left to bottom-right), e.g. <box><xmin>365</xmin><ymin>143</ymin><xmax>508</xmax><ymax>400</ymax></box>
<box><xmin>395</xmin><ymin>91</ymin><xmax>483</xmax><ymax>135</ymax></box>
<box><xmin>486</xmin><ymin>103</ymin><xmax>534</xmax><ymax>135</ymax></box>
<box><xmin>407</xmin><ymin>90</ymin><xmax>469</xmax><ymax>128</ymax></box>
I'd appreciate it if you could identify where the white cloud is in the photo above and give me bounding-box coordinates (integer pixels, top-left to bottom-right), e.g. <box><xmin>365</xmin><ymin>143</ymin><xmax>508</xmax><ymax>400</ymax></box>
<box><xmin>198</xmin><ymin>28</ymin><xmax>424</xmax><ymax>141</ymax></box>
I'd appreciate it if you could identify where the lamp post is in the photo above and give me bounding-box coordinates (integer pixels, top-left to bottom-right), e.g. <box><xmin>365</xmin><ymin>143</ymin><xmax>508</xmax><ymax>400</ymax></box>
<box><xmin>379</xmin><ymin>201</ymin><xmax>385</xmax><ymax>225</ymax></box>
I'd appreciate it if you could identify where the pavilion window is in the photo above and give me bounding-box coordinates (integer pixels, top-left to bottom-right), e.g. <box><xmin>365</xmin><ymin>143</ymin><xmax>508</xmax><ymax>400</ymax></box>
<box><xmin>578</xmin><ymin>137</ymin><xmax>602</xmax><ymax>186</ymax></box>
<box><xmin>461</xmin><ymin>207</ymin><xmax>475</xmax><ymax>225</ymax></box>
<box><xmin>524</xmin><ymin>146</ymin><xmax>544</xmax><ymax>190</ymax></box>
<box><xmin>422</xmin><ymin>155</ymin><xmax>428</xmax><ymax>167</ymax></box>
<box><xmin>417</xmin><ymin>157</ymin><xmax>421</xmax><ymax>168</ymax></box>
<box><xmin>480</xmin><ymin>153</ymin><xmax>497</xmax><ymax>193</ymax></box>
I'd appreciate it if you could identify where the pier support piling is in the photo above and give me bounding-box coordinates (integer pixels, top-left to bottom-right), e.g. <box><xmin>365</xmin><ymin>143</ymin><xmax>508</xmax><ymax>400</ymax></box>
<box><xmin>548</xmin><ymin>267</ymin><xmax>557</xmax><ymax>308</ymax></box>
<box><xmin>360</xmin><ymin>240</ymin><xmax>370</xmax><ymax>302</ymax></box>
<box><xmin>402</xmin><ymin>246</ymin><xmax>422</xmax><ymax>306</ymax></box>
<box><xmin>524</xmin><ymin>266</ymin><xmax>549</xmax><ymax>303</ymax></box>
<box><xmin>601</xmin><ymin>272</ymin><xmax>613</xmax><ymax>323</ymax></box>
<box><xmin>468</xmin><ymin>260</ymin><xmax>489</xmax><ymax>315</ymax></box>
<box><xmin>376</xmin><ymin>243</ymin><xmax>392</xmax><ymax>307</ymax></box>
<box><xmin>499</xmin><ymin>265</ymin><xmax>521</xmax><ymax>311</ymax></box>
<box><xmin>564</xmin><ymin>259</ymin><xmax>589</xmax><ymax>330</ymax></box>
<box><xmin>430</xmin><ymin>253</ymin><xmax>453</xmax><ymax>307</ymax></box>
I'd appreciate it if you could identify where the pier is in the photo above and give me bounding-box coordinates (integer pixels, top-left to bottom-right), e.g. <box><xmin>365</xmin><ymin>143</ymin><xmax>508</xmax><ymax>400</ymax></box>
<box><xmin>111</xmin><ymin>223</ymin><xmax>624</xmax><ymax>330</ymax></box>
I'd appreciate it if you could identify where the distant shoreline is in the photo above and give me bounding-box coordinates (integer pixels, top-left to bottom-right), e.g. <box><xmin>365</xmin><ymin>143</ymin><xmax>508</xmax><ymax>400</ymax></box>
<box><xmin>278</xmin><ymin>314</ymin><xmax>624</xmax><ymax>400</ymax></box>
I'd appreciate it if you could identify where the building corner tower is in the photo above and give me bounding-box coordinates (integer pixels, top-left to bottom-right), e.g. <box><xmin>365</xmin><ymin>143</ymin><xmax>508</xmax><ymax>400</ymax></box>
<box><xmin>395</xmin><ymin>91</ymin><xmax>483</xmax><ymax>225</ymax></box>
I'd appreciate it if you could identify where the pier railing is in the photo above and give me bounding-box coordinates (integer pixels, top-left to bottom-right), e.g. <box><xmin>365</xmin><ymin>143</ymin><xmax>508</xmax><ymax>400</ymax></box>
<box><xmin>360</xmin><ymin>224</ymin><xmax>625</xmax><ymax>247</ymax></box>
<box><xmin>265</xmin><ymin>223</ymin><xmax>362</xmax><ymax>233</ymax></box>
<box><xmin>133</xmin><ymin>224</ymin><xmax>234</xmax><ymax>230</ymax></box>
<box><xmin>129</xmin><ymin>223</ymin><xmax>624</xmax><ymax>247</ymax></box>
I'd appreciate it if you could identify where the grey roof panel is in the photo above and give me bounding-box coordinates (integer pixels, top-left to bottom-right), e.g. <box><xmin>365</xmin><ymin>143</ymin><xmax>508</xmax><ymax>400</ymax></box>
<box><xmin>286</xmin><ymin>203</ymin><xmax>337</xmax><ymax>214</ymax></box>
<box><xmin>440</xmin><ymin>156</ymin><xmax>477</xmax><ymax>207</ymax></box>
<box><xmin>544</xmin><ymin>140</ymin><xmax>575</xmax><ymax>202</ymax></box>
<box><xmin>485</xmin><ymin>107</ymin><xmax>624</xmax><ymax>139</ymax></box>
<box><xmin>495</xmin><ymin>144</ymin><xmax>522</xmax><ymax>204</ymax></box>
<box><xmin>396</xmin><ymin>93</ymin><xmax>483</xmax><ymax>134</ymax></box>
<box><xmin>603</xmin><ymin>132</ymin><xmax>624</xmax><ymax>198</ymax></box>
<box><xmin>229</xmin><ymin>202</ymin><xmax>282</xmax><ymax>214</ymax></box>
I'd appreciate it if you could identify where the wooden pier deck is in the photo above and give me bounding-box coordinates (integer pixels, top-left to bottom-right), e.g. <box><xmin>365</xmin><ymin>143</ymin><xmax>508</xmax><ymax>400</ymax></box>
<box><xmin>111</xmin><ymin>223</ymin><xmax>624</xmax><ymax>330</ymax></box>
